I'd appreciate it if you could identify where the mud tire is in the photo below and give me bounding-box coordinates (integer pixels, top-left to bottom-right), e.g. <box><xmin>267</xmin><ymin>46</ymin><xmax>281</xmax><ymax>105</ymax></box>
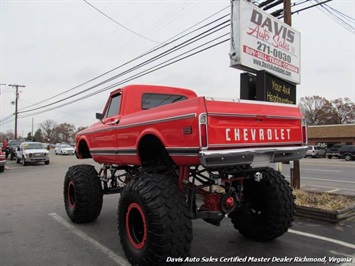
<box><xmin>64</xmin><ymin>164</ymin><xmax>103</xmax><ymax>223</ymax></box>
<box><xmin>229</xmin><ymin>168</ymin><xmax>295</xmax><ymax>241</ymax></box>
<box><xmin>118</xmin><ymin>173</ymin><xmax>192</xmax><ymax>266</ymax></box>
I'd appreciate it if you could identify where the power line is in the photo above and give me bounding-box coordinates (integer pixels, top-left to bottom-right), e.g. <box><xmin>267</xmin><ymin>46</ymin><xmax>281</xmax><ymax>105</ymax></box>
<box><xmin>19</xmin><ymin>7</ymin><xmax>229</xmax><ymax>112</ymax></box>
<box><xmin>19</xmin><ymin>34</ymin><xmax>229</xmax><ymax>119</ymax></box>
<box><xmin>313</xmin><ymin>0</ymin><xmax>354</xmax><ymax>34</ymax></box>
<box><xmin>18</xmin><ymin>12</ymin><xmax>230</xmax><ymax>114</ymax></box>
<box><xmin>19</xmin><ymin>24</ymin><xmax>229</xmax><ymax>116</ymax></box>
<box><xmin>82</xmin><ymin>0</ymin><xmax>160</xmax><ymax>44</ymax></box>
<box><xmin>13</xmin><ymin>1</ymin><xmax>350</xmax><ymax>119</ymax></box>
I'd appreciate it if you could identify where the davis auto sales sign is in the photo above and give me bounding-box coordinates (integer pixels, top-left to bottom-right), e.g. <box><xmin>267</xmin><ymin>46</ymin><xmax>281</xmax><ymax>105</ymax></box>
<box><xmin>230</xmin><ymin>0</ymin><xmax>301</xmax><ymax>84</ymax></box>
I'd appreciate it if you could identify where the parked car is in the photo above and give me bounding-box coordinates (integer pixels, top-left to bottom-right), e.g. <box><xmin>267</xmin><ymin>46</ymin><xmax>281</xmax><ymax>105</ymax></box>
<box><xmin>326</xmin><ymin>144</ymin><xmax>343</xmax><ymax>159</ymax></box>
<box><xmin>16</xmin><ymin>142</ymin><xmax>50</xmax><ymax>166</ymax></box>
<box><xmin>339</xmin><ymin>145</ymin><xmax>355</xmax><ymax>161</ymax></box>
<box><xmin>305</xmin><ymin>146</ymin><xmax>326</xmax><ymax>158</ymax></box>
<box><xmin>0</xmin><ymin>149</ymin><xmax>6</xmax><ymax>172</ymax></box>
<box><xmin>55</xmin><ymin>144</ymin><xmax>75</xmax><ymax>155</ymax></box>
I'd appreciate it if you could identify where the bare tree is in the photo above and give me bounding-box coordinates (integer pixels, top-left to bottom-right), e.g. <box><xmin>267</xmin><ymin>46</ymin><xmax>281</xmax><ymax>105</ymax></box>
<box><xmin>72</xmin><ymin>126</ymin><xmax>87</xmax><ymax>140</ymax></box>
<box><xmin>328</xmin><ymin>98</ymin><xmax>355</xmax><ymax>124</ymax></box>
<box><xmin>55</xmin><ymin>123</ymin><xmax>76</xmax><ymax>143</ymax></box>
<box><xmin>40</xmin><ymin>119</ymin><xmax>57</xmax><ymax>142</ymax></box>
<box><xmin>299</xmin><ymin>96</ymin><xmax>331</xmax><ymax>125</ymax></box>
<box><xmin>299</xmin><ymin>96</ymin><xmax>355</xmax><ymax>125</ymax></box>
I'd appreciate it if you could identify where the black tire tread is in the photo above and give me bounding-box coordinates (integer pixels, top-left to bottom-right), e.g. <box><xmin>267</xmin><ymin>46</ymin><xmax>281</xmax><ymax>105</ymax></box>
<box><xmin>118</xmin><ymin>173</ymin><xmax>192</xmax><ymax>266</ymax></box>
<box><xmin>229</xmin><ymin>168</ymin><xmax>295</xmax><ymax>241</ymax></box>
<box><xmin>64</xmin><ymin>164</ymin><xmax>103</xmax><ymax>223</ymax></box>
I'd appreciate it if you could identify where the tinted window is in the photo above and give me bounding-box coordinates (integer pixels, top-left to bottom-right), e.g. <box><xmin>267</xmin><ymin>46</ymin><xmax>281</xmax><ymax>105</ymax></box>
<box><xmin>8</xmin><ymin>140</ymin><xmax>22</xmax><ymax>147</ymax></box>
<box><xmin>142</xmin><ymin>93</ymin><xmax>187</xmax><ymax>110</ymax></box>
<box><xmin>340</xmin><ymin>145</ymin><xmax>355</xmax><ymax>152</ymax></box>
<box><xmin>105</xmin><ymin>94</ymin><xmax>121</xmax><ymax>118</ymax></box>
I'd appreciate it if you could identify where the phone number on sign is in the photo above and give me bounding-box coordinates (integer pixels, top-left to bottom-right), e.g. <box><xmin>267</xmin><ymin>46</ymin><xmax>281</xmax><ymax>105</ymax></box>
<box><xmin>257</xmin><ymin>41</ymin><xmax>292</xmax><ymax>63</ymax></box>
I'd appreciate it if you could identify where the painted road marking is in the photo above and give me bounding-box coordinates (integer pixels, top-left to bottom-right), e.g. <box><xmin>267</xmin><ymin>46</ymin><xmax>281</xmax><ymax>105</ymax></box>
<box><xmin>326</xmin><ymin>188</ymin><xmax>341</xmax><ymax>193</ymax></box>
<box><xmin>50</xmin><ymin>212</ymin><xmax>355</xmax><ymax>263</ymax></box>
<box><xmin>305</xmin><ymin>169</ymin><xmax>342</xmax><ymax>173</ymax></box>
<box><xmin>289</xmin><ymin>229</ymin><xmax>355</xmax><ymax>250</ymax></box>
<box><xmin>301</xmin><ymin>177</ymin><xmax>355</xmax><ymax>184</ymax></box>
<box><xmin>301</xmin><ymin>184</ymin><xmax>355</xmax><ymax>192</ymax></box>
<box><xmin>284</xmin><ymin>176</ymin><xmax>355</xmax><ymax>185</ymax></box>
<box><xmin>49</xmin><ymin>213</ymin><xmax>130</xmax><ymax>266</ymax></box>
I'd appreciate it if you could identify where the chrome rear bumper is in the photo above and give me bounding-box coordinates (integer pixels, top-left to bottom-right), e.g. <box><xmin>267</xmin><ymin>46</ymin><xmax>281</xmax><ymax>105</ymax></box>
<box><xmin>199</xmin><ymin>146</ymin><xmax>308</xmax><ymax>168</ymax></box>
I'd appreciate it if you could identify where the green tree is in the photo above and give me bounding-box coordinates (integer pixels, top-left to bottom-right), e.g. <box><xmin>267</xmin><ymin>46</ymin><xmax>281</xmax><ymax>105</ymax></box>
<box><xmin>34</xmin><ymin>129</ymin><xmax>43</xmax><ymax>142</ymax></box>
<box><xmin>26</xmin><ymin>132</ymin><xmax>33</xmax><ymax>141</ymax></box>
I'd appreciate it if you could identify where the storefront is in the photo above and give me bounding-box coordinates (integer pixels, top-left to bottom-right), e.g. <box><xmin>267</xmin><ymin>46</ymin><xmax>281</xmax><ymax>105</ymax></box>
<box><xmin>307</xmin><ymin>124</ymin><xmax>355</xmax><ymax>147</ymax></box>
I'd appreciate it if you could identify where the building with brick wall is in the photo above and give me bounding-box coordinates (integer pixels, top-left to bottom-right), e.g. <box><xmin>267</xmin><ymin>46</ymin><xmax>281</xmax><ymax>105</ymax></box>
<box><xmin>307</xmin><ymin>124</ymin><xmax>355</xmax><ymax>146</ymax></box>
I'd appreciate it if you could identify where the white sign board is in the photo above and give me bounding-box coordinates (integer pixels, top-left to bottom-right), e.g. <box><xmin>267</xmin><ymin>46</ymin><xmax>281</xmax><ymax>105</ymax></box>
<box><xmin>230</xmin><ymin>0</ymin><xmax>301</xmax><ymax>84</ymax></box>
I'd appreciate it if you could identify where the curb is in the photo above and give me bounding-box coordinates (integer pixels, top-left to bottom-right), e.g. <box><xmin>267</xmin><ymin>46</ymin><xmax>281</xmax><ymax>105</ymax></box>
<box><xmin>295</xmin><ymin>204</ymin><xmax>355</xmax><ymax>223</ymax></box>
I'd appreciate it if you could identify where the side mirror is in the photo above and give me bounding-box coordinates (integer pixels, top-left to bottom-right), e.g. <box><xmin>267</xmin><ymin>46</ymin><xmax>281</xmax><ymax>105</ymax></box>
<box><xmin>96</xmin><ymin>113</ymin><xmax>103</xmax><ymax>120</ymax></box>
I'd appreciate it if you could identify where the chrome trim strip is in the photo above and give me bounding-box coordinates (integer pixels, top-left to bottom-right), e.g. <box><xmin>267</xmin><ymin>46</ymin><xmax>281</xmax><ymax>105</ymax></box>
<box><xmin>90</xmin><ymin>148</ymin><xmax>137</xmax><ymax>156</ymax></box>
<box><xmin>208</xmin><ymin>142</ymin><xmax>303</xmax><ymax>148</ymax></box>
<box><xmin>199</xmin><ymin>146</ymin><xmax>308</xmax><ymax>168</ymax></box>
<box><xmin>205</xmin><ymin>98</ymin><xmax>299</xmax><ymax>108</ymax></box>
<box><xmin>118</xmin><ymin>113</ymin><xmax>197</xmax><ymax>130</ymax></box>
<box><xmin>78</xmin><ymin>113</ymin><xmax>197</xmax><ymax>135</ymax></box>
<box><xmin>207</xmin><ymin>113</ymin><xmax>300</xmax><ymax>120</ymax></box>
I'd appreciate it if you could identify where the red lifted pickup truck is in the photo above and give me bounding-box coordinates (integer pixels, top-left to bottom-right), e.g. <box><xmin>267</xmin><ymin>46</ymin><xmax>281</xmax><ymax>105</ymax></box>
<box><xmin>64</xmin><ymin>84</ymin><xmax>307</xmax><ymax>265</ymax></box>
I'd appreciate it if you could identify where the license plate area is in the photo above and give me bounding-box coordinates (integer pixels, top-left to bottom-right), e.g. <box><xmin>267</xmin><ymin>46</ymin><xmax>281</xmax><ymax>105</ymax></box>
<box><xmin>250</xmin><ymin>153</ymin><xmax>271</xmax><ymax>168</ymax></box>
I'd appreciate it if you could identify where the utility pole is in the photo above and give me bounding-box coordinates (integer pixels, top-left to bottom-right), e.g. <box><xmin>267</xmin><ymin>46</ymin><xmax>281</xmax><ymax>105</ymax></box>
<box><xmin>283</xmin><ymin>0</ymin><xmax>300</xmax><ymax>189</ymax></box>
<box><xmin>283</xmin><ymin>0</ymin><xmax>292</xmax><ymax>25</ymax></box>
<box><xmin>8</xmin><ymin>84</ymin><xmax>25</xmax><ymax>140</ymax></box>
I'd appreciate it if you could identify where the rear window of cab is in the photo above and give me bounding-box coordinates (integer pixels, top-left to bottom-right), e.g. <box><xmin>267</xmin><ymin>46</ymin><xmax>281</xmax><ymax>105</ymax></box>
<box><xmin>142</xmin><ymin>93</ymin><xmax>187</xmax><ymax>110</ymax></box>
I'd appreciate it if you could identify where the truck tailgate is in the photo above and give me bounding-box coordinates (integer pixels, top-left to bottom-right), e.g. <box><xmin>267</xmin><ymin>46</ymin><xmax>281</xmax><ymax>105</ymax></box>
<box><xmin>200</xmin><ymin>99</ymin><xmax>307</xmax><ymax>167</ymax></box>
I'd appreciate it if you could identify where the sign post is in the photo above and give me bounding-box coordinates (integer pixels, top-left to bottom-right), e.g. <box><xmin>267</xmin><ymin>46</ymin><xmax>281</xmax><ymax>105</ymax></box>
<box><xmin>231</xmin><ymin>0</ymin><xmax>302</xmax><ymax>188</ymax></box>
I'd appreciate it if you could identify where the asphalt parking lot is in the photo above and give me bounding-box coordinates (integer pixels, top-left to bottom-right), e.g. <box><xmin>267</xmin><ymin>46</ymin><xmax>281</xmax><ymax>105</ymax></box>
<box><xmin>0</xmin><ymin>152</ymin><xmax>354</xmax><ymax>266</ymax></box>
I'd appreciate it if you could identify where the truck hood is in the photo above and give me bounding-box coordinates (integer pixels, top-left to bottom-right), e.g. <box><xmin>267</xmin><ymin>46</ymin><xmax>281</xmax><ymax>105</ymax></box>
<box><xmin>23</xmin><ymin>149</ymin><xmax>49</xmax><ymax>154</ymax></box>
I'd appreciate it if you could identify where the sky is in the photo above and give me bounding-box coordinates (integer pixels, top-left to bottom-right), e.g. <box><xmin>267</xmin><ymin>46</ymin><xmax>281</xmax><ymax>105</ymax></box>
<box><xmin>0</xmin><ymin>0</ymin><xmax>354</xmax><ymax>138</ymax></box>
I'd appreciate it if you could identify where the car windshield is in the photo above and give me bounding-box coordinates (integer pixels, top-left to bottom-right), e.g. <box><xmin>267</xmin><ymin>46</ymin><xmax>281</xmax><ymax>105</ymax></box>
<box><xmin>9</xmin><ymin>141</ymin><xmax>22</xmax><ymax>146</ymax></box>
<box><xmin>23</xmin><ymin>143</ymin><xmax>44</xmax><ymax>150</ymax></box>
<box><xmin>60</xmin><ymin>145</ymin><xmax>71</xmax><ymax>148</ymax></box>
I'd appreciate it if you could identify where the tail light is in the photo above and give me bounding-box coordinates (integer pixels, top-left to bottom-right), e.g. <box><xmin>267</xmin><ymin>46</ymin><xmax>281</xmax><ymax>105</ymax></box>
<box><xmin>301</xmin><ymin>119</ymin><xmax>308</xmax><ymax>145</ymax></box>
<box><xmin>199</xmin><ymin>114</ymin><xmax>208</xmax><ymax>148</ymax></box>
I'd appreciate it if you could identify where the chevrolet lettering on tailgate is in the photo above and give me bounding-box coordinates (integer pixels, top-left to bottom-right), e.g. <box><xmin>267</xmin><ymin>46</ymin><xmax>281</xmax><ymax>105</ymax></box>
<box><xmin>225</xmin><ymin>128</ymin><xmax>292</xmax><ymax>142</ymax></box>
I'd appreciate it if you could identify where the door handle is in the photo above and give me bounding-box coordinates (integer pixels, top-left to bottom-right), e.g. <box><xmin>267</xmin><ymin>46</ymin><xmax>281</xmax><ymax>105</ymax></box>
<box><xmin>108</xmin><ymin>119</ymin><xmax>119</xmax><ymax>125</ymax></box>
